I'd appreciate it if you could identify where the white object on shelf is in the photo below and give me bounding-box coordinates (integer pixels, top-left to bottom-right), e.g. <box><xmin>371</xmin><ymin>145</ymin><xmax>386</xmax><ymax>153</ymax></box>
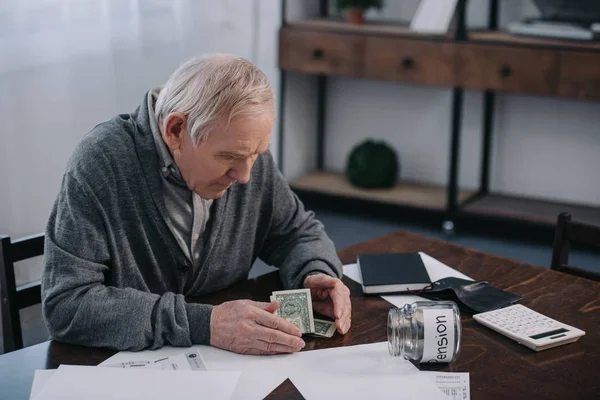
<box><xmin>508</xmin><ymin>21</ymin><xmax>600</xmax><ymax>41</ymax></box>
<box><xmin>410</xmin><ymin>0</ymin><xmax>459</xmax><ymax>34</ymax></box>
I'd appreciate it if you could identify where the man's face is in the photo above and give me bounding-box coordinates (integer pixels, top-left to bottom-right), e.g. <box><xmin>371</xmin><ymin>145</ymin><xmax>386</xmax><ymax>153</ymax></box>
<box><xmin>167</xmin><ymin>112</ymin><xmax>274</xmax><ymax>200</ymax></box>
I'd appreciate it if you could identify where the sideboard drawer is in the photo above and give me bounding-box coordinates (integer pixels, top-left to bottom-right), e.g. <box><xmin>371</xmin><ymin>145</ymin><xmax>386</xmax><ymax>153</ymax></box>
<box><xmin>279</xmin><ymin>28</ymin><xmax>364</xmax><ymax>77</ymax></box>
<box><xmin>364</xmin><ymin>37</ymin><xmax>455</xmax><ymax>87</ymax></box>
<box><xmin>558</xmin><ymin>52</ymin><xmax>600</xmax><ymax>101</ymax></box>
<box><xmin>456</xmin><ymin>44</ymin><xmax>560</xmax><ymax>96</ymax></box>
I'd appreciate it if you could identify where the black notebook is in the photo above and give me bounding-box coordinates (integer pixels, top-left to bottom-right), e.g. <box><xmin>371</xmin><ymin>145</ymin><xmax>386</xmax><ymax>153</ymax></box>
<box><xmin>357</xmin><ymin>252</ymin><xmax>431</xmax><ymax>294</ymax></box>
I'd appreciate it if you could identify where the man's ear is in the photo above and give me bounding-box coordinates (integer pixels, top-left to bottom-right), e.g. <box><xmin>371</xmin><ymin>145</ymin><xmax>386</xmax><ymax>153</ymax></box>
<box><xmin>162</xmin><ymin>112</ymin><xmax>187</xmax><ymax>151</ymax></box>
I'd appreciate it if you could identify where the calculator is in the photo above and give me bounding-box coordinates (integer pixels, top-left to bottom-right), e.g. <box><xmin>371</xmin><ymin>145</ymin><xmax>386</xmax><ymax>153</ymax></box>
<box><xmin>473</xmin><ymin>304</ymin><xmax>586</xmax><ymax>351</ymax></box>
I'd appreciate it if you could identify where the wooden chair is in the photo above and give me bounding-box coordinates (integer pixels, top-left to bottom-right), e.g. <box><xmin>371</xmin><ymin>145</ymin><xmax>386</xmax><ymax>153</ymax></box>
<box><xmin>0</xmin><ymin>233</ymin><xmax>45</xmax><ymax>353</ymax></box>
<box><xmin>551</xmin><ymin>213</ymin><xmax>600</xmax><ymax>282</ymax></box>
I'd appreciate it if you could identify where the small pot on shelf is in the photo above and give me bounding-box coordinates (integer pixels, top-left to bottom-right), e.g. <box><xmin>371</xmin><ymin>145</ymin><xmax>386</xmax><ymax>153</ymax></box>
<box><xmin>337</xmin><ymin>0</ymin><xmax>383</xmax><ymax>25</ymax></box>
<box><xmin>345</xmin><ymin>8</ymin><xmax>365</xmax><ymax>25</ymax></box>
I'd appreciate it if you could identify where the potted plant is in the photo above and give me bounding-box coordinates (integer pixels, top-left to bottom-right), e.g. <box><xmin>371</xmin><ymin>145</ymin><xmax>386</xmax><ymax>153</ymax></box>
<box><xmin>345</xmin><ymin>139</ymin><xmax>399</xmax><ymax>189</ymax></box>
<box><xmin>336</xmin><ymin>0</ymin><xmax>383</xmax><ymax>25</ymax></box>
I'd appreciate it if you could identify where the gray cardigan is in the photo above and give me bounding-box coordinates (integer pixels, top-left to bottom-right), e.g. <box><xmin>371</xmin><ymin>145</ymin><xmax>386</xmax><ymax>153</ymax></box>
<box><xmin>42</xmin><ymin>92</ymin><xmax>342</xmax><ymax>351</ymax></box>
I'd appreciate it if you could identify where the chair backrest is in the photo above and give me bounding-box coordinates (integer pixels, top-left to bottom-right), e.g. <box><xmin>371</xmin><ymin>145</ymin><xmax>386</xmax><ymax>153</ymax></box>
<box><xmin>551</xmin><ymin>213</ymin><xmax>600</xmax><ymax>282</ymax></box>
<box><xmin>0</xmin><ymin>233</ymin><xmax>45</xmax><ymax>353</ymax></box>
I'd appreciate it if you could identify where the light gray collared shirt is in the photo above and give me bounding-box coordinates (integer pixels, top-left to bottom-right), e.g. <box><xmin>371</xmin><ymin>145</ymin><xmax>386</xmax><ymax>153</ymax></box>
<box><xmin>148</xmin><ymin>89</ymin><xmax>212</xmax><ymax>265</ymax></box>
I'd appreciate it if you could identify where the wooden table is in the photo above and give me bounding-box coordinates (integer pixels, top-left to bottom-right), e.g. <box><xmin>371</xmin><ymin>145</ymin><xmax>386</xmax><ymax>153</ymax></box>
<box><xmin>1</xmin><ymin>231</ymin><xmax>598</xmax><ymax>399</ymax></box>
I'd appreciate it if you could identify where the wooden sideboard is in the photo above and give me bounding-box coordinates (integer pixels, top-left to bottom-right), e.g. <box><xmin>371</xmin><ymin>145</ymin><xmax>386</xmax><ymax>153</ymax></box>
<box><xmin>277</xmin><ymin>17</ymin><xmax>600</xmax><ymax>234</ymax></box>
<box><xmin>280</xmin><ymin>21</ymin><xmax>600</xmax><ymax>100</ymax></box>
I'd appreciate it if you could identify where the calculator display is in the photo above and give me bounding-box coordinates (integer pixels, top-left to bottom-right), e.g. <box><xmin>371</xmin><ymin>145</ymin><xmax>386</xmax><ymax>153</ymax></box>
<box><xmin>529</xmin><ymin>328</ymin><xmax>568</xmax><ymax>340</ymax></box>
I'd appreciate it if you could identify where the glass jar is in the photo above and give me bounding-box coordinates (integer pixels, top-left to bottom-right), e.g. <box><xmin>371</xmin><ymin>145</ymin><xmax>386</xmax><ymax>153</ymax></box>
<box><xmin>388</xmin><ymin>301</ymin><xmax>461</xmax><ymax>363</ymax></box>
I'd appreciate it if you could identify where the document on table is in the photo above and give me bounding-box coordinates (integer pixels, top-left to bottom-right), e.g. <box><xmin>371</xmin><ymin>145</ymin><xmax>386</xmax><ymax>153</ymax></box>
<box><xmin>30</xmin><ymin>370</ymin><xmax>56</xmax><ymax>400</ymax></box>
<box><xmin>343</xmin><ymin>252</ymin><xmax>473</xmax><ymax>309</ymax></box>
<box><xmin>102</xmin><ymin>342</ymin><xmax>463</xmax><ymax>400</ymax></box>
<box><xmin>97</xmin><ymin>342</ymin><xmax>469</xmax><ymax>400</ymax></box>
<box><xmin>424</xmin><ymin>372</ymin><xmax>470</xmax><ymax>400</ymax></box>
<box><xmin>102</xmin><ymin>345</ymin><xmax>292</xmax><ymax>400</ymax></box>
<box><xmin>103</xmin><ymin>349</ymin><xmax>206</xmax><ymax>370</ymax></box>
<box><xmin>203</xmin><ymin>342</ymin><xmax>449</xmax><ymax>400</ymax></box>
<box><xmin>31</xmin><ymin>350</ymin><xmax>208</xmax><ymax>399</ymax></box>
<box><xmin>288</xmin><ymin>342</ymin><xmax>447</xmax><ymax>400</ymax></box>
<box><xmin>31</xmin><ymin>365</ymin><xmax>239</xmax><ymax>400</ymax></box>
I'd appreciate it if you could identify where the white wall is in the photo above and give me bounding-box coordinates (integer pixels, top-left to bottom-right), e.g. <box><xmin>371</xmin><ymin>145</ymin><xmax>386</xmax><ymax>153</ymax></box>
<box><xmin>282</xmin><ymin>0</ymin><xmax>600</xmax><ymax>207</ymax></box>
<box><xmin>280</xmin><ymin>0</ymin><xmax>320</xmax><ymax>179</ymax></box>
<box><xmin>0</xmin><ymin>0</ymin><xmax>280</xmax><ymax>285</ymax></box>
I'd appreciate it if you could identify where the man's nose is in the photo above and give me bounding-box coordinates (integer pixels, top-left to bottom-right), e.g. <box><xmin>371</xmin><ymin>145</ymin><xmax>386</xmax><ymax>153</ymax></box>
<box><xmin>229</xmin><ymin>158</ymin><xmax>253</xmax><ymax>184</ymax></box>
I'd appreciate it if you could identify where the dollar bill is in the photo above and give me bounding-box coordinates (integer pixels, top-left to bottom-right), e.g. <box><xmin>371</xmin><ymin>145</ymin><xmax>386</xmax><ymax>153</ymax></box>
<box><xmin>270</xmin><ymin>295</ymin><xmax>279</xmax><ymax>318</ymax></box>
<box><xmin>271</xmin><ymin>288</ymin><xmax>315</xmax><ymax>334</ymax></box>
<box><xmin>311</xmin><ymin>318</ymin><xmax>336</xmax><ymax>338</ymax></box>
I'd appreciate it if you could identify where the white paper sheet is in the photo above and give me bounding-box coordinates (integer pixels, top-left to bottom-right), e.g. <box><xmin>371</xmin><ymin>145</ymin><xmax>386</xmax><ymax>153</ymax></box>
<box><xmin>105</xmin><ymin>343</ymin><xmax>452</xmax><ymax>400</ymax></box>
<box><xmin>288</xmin><ymin>342</ymin><xmax>447</xmax><ymax>400</ymax></box>
<box><xmin>32</xmin><ymin>365</ymin><xmax>239</xmax><ymax>400</ymax></box>
<box><xmin>103</xmin><ymin>349</ymin><xmax>206</xmax><ymax>371</ymax></box>
<box><xmin>419</xmin><ymin>253</ymin><xmax>472</xmax><ymax>282</ymax></box>
<box><xmin>101</xmin><ymin>346</ymin><xmax>291</xmax><ymax>400</ymax></box>
<box><xmin>343</xmin><ymin>252</ymin><xmax>473</xmax><ymax>309</ymax></box>
<box><xmin>32</xmin><ymin>351</ymin><xmax>207</xmax><ymax>399</ymax></box>
<box><xmin>199</xmin><ymin>346</ymin><xmax>292</xmax><ymax>400</ymax></box>
<box><xmin>30</xmin><ymin>370</ymin><xmax>57</xmax><ymax>400</ymax></box>
<box><xmin>99</xmin><ymin>346</ymin><xmax>196</xmax><ymax>366</ymax></box>
<box><xmin>423</xmin><ymin>372</ymin><xmax>470</xmax><ymax>400</ymax></box>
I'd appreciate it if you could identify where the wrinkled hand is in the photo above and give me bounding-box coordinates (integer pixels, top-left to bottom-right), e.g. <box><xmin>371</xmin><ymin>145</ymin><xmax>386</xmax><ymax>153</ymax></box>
<box><xmin>210</xmin><ymin>299</ymin><xmax>305</xmax><ymax>355</ymax></box>
<box><xmin>304</xmin><ymin>273</ymin><xmax>352</xmax><ymax>334</ymax></box>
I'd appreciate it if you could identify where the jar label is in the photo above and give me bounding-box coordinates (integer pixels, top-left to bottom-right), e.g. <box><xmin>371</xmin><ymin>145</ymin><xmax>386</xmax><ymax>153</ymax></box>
<box><xmin>422</xmin><ymin>309</ymin><xmax>456</xmax><ymax>363</ymax></box>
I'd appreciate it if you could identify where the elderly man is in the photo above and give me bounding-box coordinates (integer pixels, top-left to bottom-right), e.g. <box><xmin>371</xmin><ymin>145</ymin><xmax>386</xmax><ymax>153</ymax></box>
<box><xmin>42</xmin><ymin>54</ymin><xmax>351</xmax><ymax>354</ymax></box>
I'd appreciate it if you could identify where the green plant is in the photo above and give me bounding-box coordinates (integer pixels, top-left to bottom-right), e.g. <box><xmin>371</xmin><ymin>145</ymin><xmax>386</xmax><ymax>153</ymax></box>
<box><xmin>345</xmin><ymin>139</ymin><xmax>399</xmax><ymax>189</ymax></box>
<box><xmin>336</xmin><ymin>0</ymin><xmax>383</xmax><ymax>11</ymax></box>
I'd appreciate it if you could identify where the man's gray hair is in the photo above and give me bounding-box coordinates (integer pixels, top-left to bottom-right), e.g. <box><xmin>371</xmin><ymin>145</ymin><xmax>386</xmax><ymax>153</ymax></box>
<box><xmin>154</xmin><ymin>54</ymin><xmax>274</xmax><ymax>145</ymax></box>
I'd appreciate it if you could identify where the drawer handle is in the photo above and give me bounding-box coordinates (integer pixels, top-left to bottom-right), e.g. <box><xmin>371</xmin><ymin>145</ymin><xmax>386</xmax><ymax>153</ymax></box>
<box><xmin>401</xmin><ymin>57</ymin><xmax>414</xmax><ymax>69</ymax></box>
<box><xmin>312</xmin><ymin>48</ymin><xmax>324</xmax><ymax>59</ymax></box>
<box><xmin>499</xmin><ymin>65</ymin><xmax>512</xmax><ymax>78</ymax></box>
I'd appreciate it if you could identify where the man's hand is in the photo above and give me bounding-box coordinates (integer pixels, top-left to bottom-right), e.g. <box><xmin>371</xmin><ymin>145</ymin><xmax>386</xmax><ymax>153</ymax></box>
<box><xmin>303</xmin><ymin>273</ymin><xmax>352</xmax><ymax>334</ymax></box>
<box><xmin>210</xmin><ymin>299</ymin><xmax>305</xmax><ymax>355</ymax></box>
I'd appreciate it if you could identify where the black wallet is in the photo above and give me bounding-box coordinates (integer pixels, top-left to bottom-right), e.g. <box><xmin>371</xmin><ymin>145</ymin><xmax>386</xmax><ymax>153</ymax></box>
<box><xmin>418</xmin><ymin>277</ymin><xmax>522</xmax><ymax>315</ymax></box>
